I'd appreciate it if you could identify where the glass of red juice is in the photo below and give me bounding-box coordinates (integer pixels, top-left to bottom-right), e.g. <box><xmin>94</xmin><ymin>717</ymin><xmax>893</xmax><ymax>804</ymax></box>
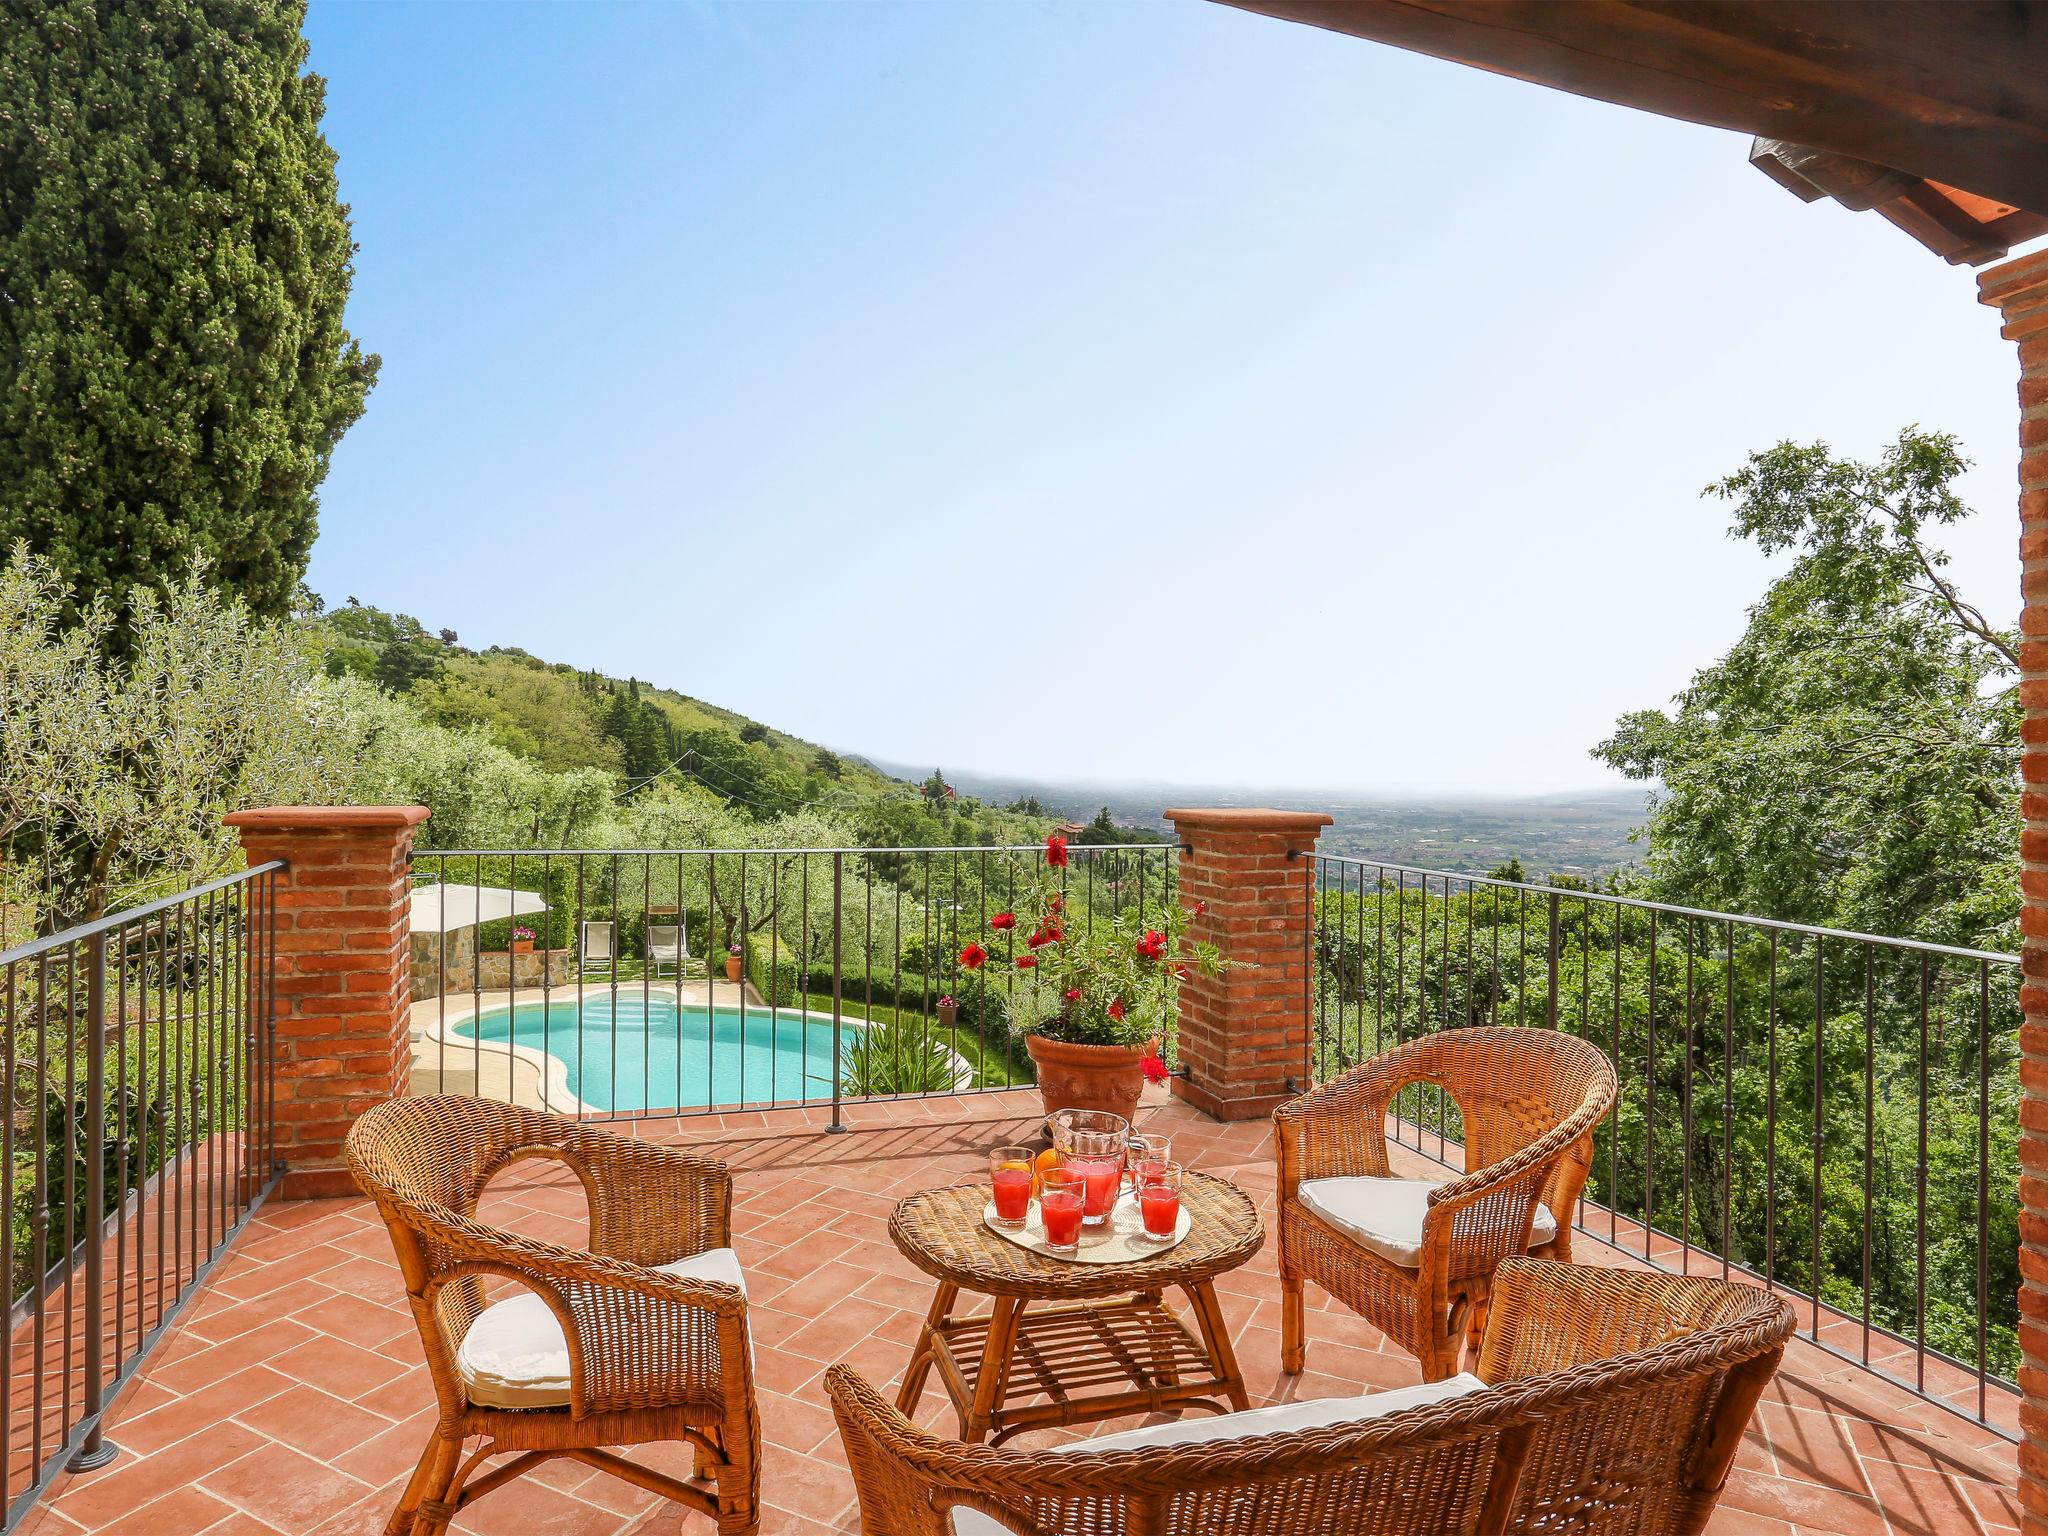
<box><xmin>1127</xmin><ymin>1133</ymin><xmax>1172</xmax><ymax>1190</ymax></box>
<box><xmin>989</xmin><ymin>1146</ymin><xmax>1034</xmax><ymax>1228</ymax></box>
<box><xmin>1038</xmin><ymin>1168</ymin><xmax>1084</xmax><ymax>1253</ymax></box>
<box><xmin>1137</xmin><ymin>1163</ymin><xmax>1183</xmax><ymax>1242</ymax></box>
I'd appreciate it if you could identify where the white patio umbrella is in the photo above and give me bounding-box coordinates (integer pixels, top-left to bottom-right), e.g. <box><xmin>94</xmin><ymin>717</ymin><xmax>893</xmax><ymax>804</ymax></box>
<box><xmin>409</xmin><ymin>883</ymin><xmax>549</xmax><ymax>934</ymax></box>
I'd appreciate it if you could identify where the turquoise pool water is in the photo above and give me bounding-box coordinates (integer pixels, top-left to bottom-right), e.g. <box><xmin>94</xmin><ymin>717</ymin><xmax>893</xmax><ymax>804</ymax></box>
<box><xmin>449</xmin><ymin>994</ymin><xmax>848</xmax><ymax>1113</ymax></box>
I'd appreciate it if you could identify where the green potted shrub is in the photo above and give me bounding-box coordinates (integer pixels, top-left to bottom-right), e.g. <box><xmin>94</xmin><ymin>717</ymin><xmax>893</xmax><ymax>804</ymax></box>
<box><xmin>961</xmin><ymin>834</ymin><xmax>1218</xmax><ymax>1121</ymax></box>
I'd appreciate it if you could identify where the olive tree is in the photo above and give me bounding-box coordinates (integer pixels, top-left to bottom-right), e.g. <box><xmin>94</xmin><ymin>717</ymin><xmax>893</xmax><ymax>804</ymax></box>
<box><xmin>0</xmin><ymin>548</ymin><xmax>350</xmax><ymax>926</ymax></box>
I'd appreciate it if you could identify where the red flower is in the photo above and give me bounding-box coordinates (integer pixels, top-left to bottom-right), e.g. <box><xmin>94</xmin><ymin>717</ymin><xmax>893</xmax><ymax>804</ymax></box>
<box><xmin>959</xmin><ymin>943</ymin><xmax>987</xmax><ymax>970</ymax></box>
<box><xmin>1108</xmin><ymin>998</ymin><xmax>1126</xmax><ymax>1022</ymax></box>
<box><xmin>1141</xmin><ymin>1053</ymin><xmax>1170</xmax><ymax>1084</ymax></box>
<box><xmin>1045</xmin><ymin>833</ymin><xmax>1069</xmax><ymax>869</ymax></box>
<box><xmin>1135</xmin><ymin>929</ymin><xmax>1167</xmax><ymax>961</ymax></box>
<box><xmin>989</xmin><ymin>911</ymin><xmax>1017</xmax><ymax>931</ymax></box>
<box><xmin>1015</xmin><ymin>954</ymin><xmax>1037</xmax><ymax>970</ymax></box>
<box><xmin>1063</xmin><ymin>988</ymin><xmax>1082</xmax><ymax>1004</ymax></box>
<box><xmin>1049</xmin><ymin>893</ymin><xmax>1065</xmax><ymax>913</ymax></box>
<box><xmin>1193</xmin><ymin>900</ymin><xmax>1207</xmax><ymax>917</ymax></box>
<box><xmin>1028</xmin><ymin>925</ymin><xmax>1061</xmax><ymax>949</ymax></box>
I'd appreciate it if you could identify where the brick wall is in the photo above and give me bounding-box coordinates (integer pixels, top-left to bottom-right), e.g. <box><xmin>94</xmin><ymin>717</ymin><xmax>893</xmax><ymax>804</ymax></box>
<box><xmin>1166</xmin><ymin>807</ymin><xmax>1331</xmax><ymax>1120</ymax></box>
<box><xmin>224</xmin><ymin>806</ymin><xmax>429</xmax><ymax>1199</ymax></box>
<box><xmin>1981</xmin><ymin>246</ymin><xmax>2048</xmax><ymax>1536</ymax></box>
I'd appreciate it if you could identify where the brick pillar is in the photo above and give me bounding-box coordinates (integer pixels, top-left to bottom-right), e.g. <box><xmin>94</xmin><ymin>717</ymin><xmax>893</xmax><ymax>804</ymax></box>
<box><xmin>224</xmin><ymin>806</ymin><xmax>429</xmax><ymax>1199</ymax></box>
<box><xmin>1982</xmin><ymin>247</ymin><xmax>2048</xmax><ymax>1536</ymax></box>
<box><xmin>1166</xmin><ymin>808</ymin><xmax>1330</xmax><ymax>1120</ymax></box>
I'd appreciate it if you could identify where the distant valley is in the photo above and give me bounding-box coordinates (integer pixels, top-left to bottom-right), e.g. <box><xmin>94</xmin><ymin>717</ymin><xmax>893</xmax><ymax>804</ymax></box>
<box><xmin>860</xmin><ymin>763</ymin><xmax>1648</xmax><ymax>879</ymax></box>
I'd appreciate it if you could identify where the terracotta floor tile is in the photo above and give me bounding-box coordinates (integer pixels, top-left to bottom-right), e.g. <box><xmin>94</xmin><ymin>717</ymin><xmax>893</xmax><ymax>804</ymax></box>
<box><xmin>15</xmin><ymin>1092</ymin><xmax>2013</xmax><ymax>1536</ymax></box>
<box><xmin>229</xmin><ymin>1383</ymin><xmax>394</xmax><ymax>1462</ymax></box>
<box><xmin>47</xmin><ymin>1420</ymin><xmax>268</xmax><ymax>1531</ymax></box>
<box><xmin>1857</xmin><ymin>1458</ymin><xmax>1993</xmax><ymax>1536</ymax></box>
<box><xmin>109</xmin><ymin>1363</ymin><xmax>296</xmax><ymax>1456</ymax></box>
<box><xmin>287</xmin><ymin>1287</ymin><xmax>416</xmax><ymax>1351</ymax></box>
<box><xmin>267</xmin><ymin>1336</ymin><xmax>410</xmax><ymax>1402</ymax></box>
<box><xmin>198</xmin><ymin>1513</ymin><xmax>295</xmax><ymax>1536</ymax></box>
<box><xmin>110</xmin><ymin>1484</ymin><xmax>239</xmax><ymax>1536</ymax></box>
<box><xmin>198</xmin><ymin>1443</ymin><xmax>372</xmax><ymax>1533</ymax></box>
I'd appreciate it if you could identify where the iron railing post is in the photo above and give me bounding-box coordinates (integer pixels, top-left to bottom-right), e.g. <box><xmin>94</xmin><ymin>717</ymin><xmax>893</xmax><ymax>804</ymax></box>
<box><xmin>1546</xmin><ymin>890</ymin><xmax>1561</xmax><ymax>1028</ymax></box>
<box><xmin>69</xmin><ymin>931</ymin><xmax>117</xmax><ymax>1472</ymax></box>
<box><xmin>827</xmin><ymin>853</ymin><xmax>846</xmax><ymax>1133</ymax></box>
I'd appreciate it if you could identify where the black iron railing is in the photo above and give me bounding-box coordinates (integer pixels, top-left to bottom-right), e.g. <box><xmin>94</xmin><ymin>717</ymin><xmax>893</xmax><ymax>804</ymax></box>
<box><xmin>1308</xmin><ymin>855</ymin><xmax>2020</xmax><ymax>1438</ymax></box>
<box><xmin>0</xmin><ymin>862</ymin><xmax>282</xmax><ymax>1527</ymax></box>
<box><xmin>408</xmin><ymin>843</ymin><xmax>1175</xmax><ymax>1124</ymax></box>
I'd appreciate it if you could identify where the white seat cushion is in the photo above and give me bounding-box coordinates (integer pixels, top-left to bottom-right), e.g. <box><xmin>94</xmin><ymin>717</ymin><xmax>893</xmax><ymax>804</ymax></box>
<box><xmin>949</xmin><ymin>1373</ymin><xmax>1487</xmax><ymax>1536</ymax></box>
<box><xmin>1298</xmin><ymin>1175</ymin><xmax>1556</xmax><ymax>1269</ymax></box>
<box><xmin>456</xmin><ymin>1246</ymin><xmax>746</xmax><ymax>1410</ymax></box>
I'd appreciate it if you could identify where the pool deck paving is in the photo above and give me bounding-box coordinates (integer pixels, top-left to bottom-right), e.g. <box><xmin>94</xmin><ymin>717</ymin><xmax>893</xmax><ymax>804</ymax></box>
<box><xmin>16</xmin><ymin>1087</ymin><xmax>2022</xmax><ymax>1536</ymax></box>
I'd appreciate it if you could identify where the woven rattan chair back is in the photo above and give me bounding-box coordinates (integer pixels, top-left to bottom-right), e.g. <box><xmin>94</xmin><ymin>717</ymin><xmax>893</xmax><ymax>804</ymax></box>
<box><xmin>1277</xmin><ymin>1027</ymin><xmax>1618</xmax><ymax>1380</ymax></box>
<box><xmin>346</xmin><ymin>1095</ymin><xmax>758</xmax><ymax>1536</ymax></box>
<box><xmin>828</xmin><ymin>1260</ymin><xmax>1793</xmax><ymax>1536</ymax></box>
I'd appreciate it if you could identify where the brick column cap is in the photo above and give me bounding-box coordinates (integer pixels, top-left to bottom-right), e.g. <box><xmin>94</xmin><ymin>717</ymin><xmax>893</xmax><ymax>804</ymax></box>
<box><xmin>1164</xmin><ymin>807</ymin><xmax>1333</xmax><ymax>836</ymax></box>
<box><xmin>225</xmin><ymin>805</ymin><xmax>430</xmax><ymax>832</ymax></box>
<box><xmin>1980</xmin><ymin>245</ymin><xmax>2048</xmax><ymax>308</ymax></box>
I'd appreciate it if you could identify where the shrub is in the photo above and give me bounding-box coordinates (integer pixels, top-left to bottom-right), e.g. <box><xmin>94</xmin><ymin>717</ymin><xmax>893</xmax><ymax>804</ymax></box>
<box><xmin>840</xmin><ymin>1018</ymin><xmax>960</xmax><ymax>1097</ymax></box>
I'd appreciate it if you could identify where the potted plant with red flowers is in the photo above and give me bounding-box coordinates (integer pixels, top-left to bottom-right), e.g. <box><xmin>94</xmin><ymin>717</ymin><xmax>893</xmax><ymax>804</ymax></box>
<box><xmin>511</xmin><ymin>926</ymin><xmax>537</xmax><ymax>955</ymax></box>
<box><xmin>959</xmin><ymin>834</ymin><xmax>1221</xmax><ymax>1121</ymax></box>
<box><xmin>725</xmin><ymin>943</ymin><xmax>744</xmax><ymax>983</ymax></box>
<box><xmin>936</xmin><ymin>993</ymin><xmax>959</xmax><ymax>1029</ymax></box>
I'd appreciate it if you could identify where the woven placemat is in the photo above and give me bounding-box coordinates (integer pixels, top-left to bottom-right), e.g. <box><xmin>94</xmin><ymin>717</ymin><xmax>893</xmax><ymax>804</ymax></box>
<box><xmin>981</xmin><ymin>1192</ymin><xmax>1191</xmax><ymax>1263</ymax></box>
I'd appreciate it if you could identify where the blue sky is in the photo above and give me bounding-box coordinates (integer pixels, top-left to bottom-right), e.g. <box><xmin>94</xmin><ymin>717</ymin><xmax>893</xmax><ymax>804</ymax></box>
<box><xmin>301</xmin><ymin>1</ymin><xmax>2034</xmax><ymax>795</ymax></box>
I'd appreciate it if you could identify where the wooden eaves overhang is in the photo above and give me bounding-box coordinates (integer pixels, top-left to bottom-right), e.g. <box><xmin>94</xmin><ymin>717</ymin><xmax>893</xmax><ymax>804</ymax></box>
<box><xmin>1217</xmin><ymin>1</ymin><xmax>2048</xmax><ymax>265</ymax></box>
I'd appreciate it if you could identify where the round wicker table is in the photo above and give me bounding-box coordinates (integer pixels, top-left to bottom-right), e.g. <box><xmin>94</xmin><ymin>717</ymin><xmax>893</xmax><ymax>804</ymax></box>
<box><xmin>888</xmin><ymin>1171</ymin><xmax>1265</xmax><ymax>1444</ymax></box>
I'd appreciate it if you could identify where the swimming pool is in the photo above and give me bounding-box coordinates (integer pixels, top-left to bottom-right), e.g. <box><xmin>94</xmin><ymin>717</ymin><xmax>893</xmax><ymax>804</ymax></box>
<box><xmin>447</xmin><ymin>993</ymin><xmax>848</xmax><ymax>1114</ymax></box>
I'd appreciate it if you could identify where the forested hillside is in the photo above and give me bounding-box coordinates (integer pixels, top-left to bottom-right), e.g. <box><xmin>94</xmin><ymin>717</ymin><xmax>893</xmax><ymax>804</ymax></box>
<box><xmin>300</xmin><ymin>598</ymin><xmax>1059</xmax><ymax>852</ymax></box>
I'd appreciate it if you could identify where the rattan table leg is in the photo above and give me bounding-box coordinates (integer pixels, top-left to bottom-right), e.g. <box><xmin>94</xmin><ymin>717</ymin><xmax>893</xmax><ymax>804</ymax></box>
<box><xmin>964</xmin><ymin>1297</ymin><xmax>1025</xmax><ymax>1443</ymax></box>
<box><xmin>1182</xmin><ymin>1281</ymin><xmax>1250</xmax><ymax>1411</ymax></box>
<box><xmin>1135</xmin><ymin>1290</ymin><xmax>1180</xmax><ymax>1387</ymax></box>
<box><xmin>897</xmin><ymin>1280</ymin><xmax>959</xmax><ymax>1414</ymax></box>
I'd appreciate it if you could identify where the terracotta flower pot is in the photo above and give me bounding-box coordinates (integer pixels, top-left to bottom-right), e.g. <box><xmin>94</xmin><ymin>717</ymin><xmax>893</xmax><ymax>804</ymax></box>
<box><xmin>725</xmin><ymin>954</ymin><xmax>743</xmax><ymax>982</ymax></box>
<box><xmin>511</xmin><ymin>939</ymin><xmax>534</xmax><ymax>955</ymax></box>
<box><xmin>936</xmin><ymin>1002</ymin><xmax>959</xmax><ymax>1028</ymax></box>
<box><xmin>1025</xmin><ymin>1034</ymin><xmax>1153</xmax><ymax>1123</ymax></box>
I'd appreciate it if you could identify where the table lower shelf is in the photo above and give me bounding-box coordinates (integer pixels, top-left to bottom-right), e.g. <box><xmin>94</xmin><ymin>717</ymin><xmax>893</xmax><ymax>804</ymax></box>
<box><xmin>921</xmin><ymin>1293</ymin><xmax>1243</xmax><ymax>1442</ymax></box>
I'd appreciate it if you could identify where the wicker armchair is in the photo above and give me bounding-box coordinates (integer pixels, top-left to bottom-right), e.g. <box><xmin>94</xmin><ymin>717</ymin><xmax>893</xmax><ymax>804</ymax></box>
<box><xmin>345</xmin><ymin>1096</ymin><xmax>759</xmax><ymax>1536</ymax></box>
<box><xmin>1277</xmin><ymin>1026</ymin><xmax>1617</xmax><ymax>1382</ymax></box>
<box><xmin>828</xmin><ymin>1260</ymin><xmax>1793</xmax><ymax>1536</ymax></box>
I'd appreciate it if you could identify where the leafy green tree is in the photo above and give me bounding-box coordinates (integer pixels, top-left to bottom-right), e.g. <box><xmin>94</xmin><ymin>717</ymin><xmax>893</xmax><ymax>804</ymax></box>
<box><xmin>0</xmin><ymin>548</ymin><xmax>352</xmax><ymax>924</ymax></box>
<box><xmin>329</xmin><ymin>677</ymin><xmax>612</xmax><ymax>850</ymax></box>
<box><xmin>0</xmin><ymin>1</ymin><xmax>378</xmax><ymax>636</ymax></box>
<box><xmin>1595</xmin><ymin>428</ymin><xmax>2017</xmax><ymax>949</ymax></box>
<box><xmin>413</xmin><ymin>653</ymin><xmax>622</xmax><ymax>776</ymax></box>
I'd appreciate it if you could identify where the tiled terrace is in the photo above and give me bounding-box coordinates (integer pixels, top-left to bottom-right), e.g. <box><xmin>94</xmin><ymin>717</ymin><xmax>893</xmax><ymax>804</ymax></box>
<box><xmin>16</xmin><ymin>1088</ymin><xmax>2023</xmax><ymax>1536</ymax></box>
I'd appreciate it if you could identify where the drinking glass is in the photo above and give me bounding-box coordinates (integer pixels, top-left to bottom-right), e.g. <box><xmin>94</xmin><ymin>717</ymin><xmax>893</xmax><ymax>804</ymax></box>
<box><xmin>1038</xmin><ymin>1165</ymin><xmax>1084</xmax><ymax>1254</ymax></box>
<box><xmin>1127</xmin><ymin>1133</ymin><xmax>1172</xmax><ymax>1190</ymax></box>
<box><xmin>1136</xmin><ymin>1162</ymin><xmax>1183</xmax><ymax>1242</ymax></box>
<box><xmin>989</xmin><ymin>1146</ymin><xmax>1034</xmax><ymax>1229</ymax></box>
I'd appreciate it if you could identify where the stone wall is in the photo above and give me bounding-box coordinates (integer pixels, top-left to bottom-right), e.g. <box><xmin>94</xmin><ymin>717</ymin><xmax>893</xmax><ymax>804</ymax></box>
<box><xmin>475</xmin><ymin>948</ymin><xmax>574</xmax><ymax>991</ymax></box>
<box><xmin>411</xmin><ymin>927</ymin><xmax>477</xmax><ymax>1000</ymax></box>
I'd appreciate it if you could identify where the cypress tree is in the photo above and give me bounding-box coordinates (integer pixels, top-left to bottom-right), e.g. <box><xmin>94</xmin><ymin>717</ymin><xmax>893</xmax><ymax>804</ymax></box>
<box><xmin>0</xmin><ymin>0</ymin><xmax>378</xmax><ymax>635</ymax></box>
